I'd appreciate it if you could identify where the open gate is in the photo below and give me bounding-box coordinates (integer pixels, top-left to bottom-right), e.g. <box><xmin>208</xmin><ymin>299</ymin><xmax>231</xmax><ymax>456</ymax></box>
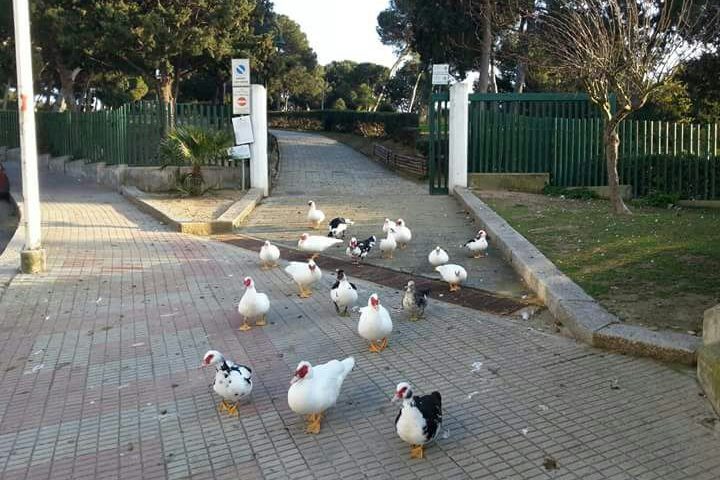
<box><xmin>428</xmin><ymin>91</ymin><xmax>450</xmax><ymax>195</ymax></box>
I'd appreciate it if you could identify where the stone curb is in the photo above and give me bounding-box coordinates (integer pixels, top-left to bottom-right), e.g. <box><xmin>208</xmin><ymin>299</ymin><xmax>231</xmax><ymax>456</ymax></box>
<box><xmin>454</xmin><ymin>187</ymin><xmax>700</xmax><ymax>365</ymax></box>
<box><xmin>121</xmin><ymin>186</ymin><xmax>263</xmax><ymax>236</ymax></box>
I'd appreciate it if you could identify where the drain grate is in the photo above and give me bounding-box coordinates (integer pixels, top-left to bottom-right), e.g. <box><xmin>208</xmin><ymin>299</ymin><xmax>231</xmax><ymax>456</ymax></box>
<box><xmin>218</xmin><ymin>235</ymin><xmax>530</xmax><ymax>316</ymax></box>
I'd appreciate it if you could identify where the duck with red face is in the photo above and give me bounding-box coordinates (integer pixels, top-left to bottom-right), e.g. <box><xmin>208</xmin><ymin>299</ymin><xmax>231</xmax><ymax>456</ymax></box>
<box><xmin>393</xmin><ymin>382</ymin><xmax>442</xmax><ymax>459</ymax></box>
<box><xmin>287</xmin><ymin>357</ymin><xmax>355</xmax><ymax>434</ymax></box>
<box><xmin>201</xmin><ymin>350</ymin><xmax>253</xmax><ymax>417</ymax></box>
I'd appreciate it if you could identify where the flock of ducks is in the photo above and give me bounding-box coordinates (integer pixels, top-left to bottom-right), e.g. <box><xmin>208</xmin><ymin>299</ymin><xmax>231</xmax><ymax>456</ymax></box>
<box><xmin>202</xmin><ymin>200</ymin><xmax>491</xmax><ymax>459</ymax></box>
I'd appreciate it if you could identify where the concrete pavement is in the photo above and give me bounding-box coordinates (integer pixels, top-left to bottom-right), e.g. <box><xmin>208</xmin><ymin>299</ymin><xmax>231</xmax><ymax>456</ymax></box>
<box><xmin>0</xmin><ymin>157</ymin><xmax>717</xmax><ymax>479</ymax></box>
<box><xmin>241</xmin><ymin>131</ymin><xmax>527</xmax><ymax>298</ymax></box>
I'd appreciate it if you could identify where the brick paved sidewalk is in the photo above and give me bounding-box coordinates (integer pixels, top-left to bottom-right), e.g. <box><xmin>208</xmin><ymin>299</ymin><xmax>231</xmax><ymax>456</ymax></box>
<box><xmin>242</xmin><ymin>131</ymin><xmax>528</xmax><ymax>298</ymax></box>
<box><xmin>0</xmin><ymin>163</ymin><xmax>718</xmax><ymax>479</ymax></box>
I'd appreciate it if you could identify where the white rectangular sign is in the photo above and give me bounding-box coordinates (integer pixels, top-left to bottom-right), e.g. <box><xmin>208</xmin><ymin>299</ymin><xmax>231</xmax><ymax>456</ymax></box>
<box><xmin>432</xmin><ymin>74</ymin><xmax>450</xmax><ymax>85</ymax></box>
<box><xmin>231</xmin><ymin>58</ymin><xmax>250</xmax><ymax>87</ymax></box>
<box><xmin>228</xmin><ymin>144</ymin><xmax>251</xmax><ymax>159</ymax></box>
<box><xmin>432</xmin><ymin>64</ymin><xmax>450</xmax><ymax>75</ymax></box>
<box><xmin>232</xmin><ymin>115</ymin><xmax>254</xmax><ymax>145</ymax></box>
<box><xmin>232</xmin><ymin>86</ymin><xmax>251</xmax><ymax>115</ymax></box>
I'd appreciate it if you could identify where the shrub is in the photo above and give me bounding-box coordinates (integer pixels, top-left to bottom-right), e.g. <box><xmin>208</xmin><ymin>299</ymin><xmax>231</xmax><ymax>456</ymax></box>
<box><xmin>543</xmin><ymin>185</ymin><xmax>598</xmax><ymax>200</ymax></box>
<box><xmin>354</xmin><ymin>122</ymin><xmax>386</xmax><ymax>138</ymax></box>
<box><xmin>637</xmin><ymin>191</ymin><xmax>681</xmax><ymax>208</ymax></box>
<box><xmin>268</xmin><ymin>110</ymin><xmax>418</xmax><ymax>137</ymax></box>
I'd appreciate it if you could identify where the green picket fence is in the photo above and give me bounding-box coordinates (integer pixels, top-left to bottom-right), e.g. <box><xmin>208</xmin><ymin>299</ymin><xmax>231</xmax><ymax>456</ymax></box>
<box><xmin>0</xmin><ymin>110</ymin><xmax>19</xmax><ymax>148</ymax></box>
<box><xmin>2</xmin><ymin>103</ymin><xmax>237</xmax><ymax>166</ymax></box>
<box><xmin>468</xmin><ymin>107</ymin><xmax>720</xmax><ymax>199</ymax></box>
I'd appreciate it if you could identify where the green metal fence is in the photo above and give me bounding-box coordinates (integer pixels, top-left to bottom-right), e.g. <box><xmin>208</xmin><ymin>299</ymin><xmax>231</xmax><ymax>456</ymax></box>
<box><xmin>2</xmin><ymin>103</ymin><xmax>237</xmax><ymax>166</ymax></box>
<box><xmin>0</xmin><ymin>110</ymin><xmax>19</xmax><ymax>148</ymax></box>
<box><xmin>467</xmin><ymin>93</ymin><xmax>720</xmax><ymax>200</ymax></box>
<box><xmin>428</xmin><ymin>91</ymin><xmax>450</xmax><ymax>195</ymax></box>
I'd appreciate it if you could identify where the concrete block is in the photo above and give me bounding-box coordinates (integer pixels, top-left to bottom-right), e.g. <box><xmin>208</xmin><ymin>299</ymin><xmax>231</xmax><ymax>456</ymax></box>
<box><xmin>551</xmin><ymin>299</ymin><xmax>618</xmax><ymax>344</ymax></box>
<box><xmin>594</xmin><ymin>323</ymin><xmax>699</xmax><ymax>365</ymax></box>
<box><xmin>65</xmin><ymin>159</ymin><xmax>87</xmax><ymax>180</ymax></box>
<box><xmin>567</xmin><ymin>185</ymin><xmax>632</xmax><ymax>200</ymax></box>
<box><xmin>703</xmin><ymin>305</ymin><xmax>720</xmax><ymax>346</ymax></box>
<box><xmin>82</xmin><ymin>162</ymin><xmax>104</xmax><ymax>183</ymax></box>
<box><xmin>20</xmin><ymin>248</ymin><xmax>47</xmax><ymax>274</ymax></box>
<box><xmin>469</xmin><ymin>173</ymin><xmax>549</xmax><ymax>193</ymax></box>
<box><xmin>38</xmin><ymin>154</ymin><xmax>51</xmax><ymax>170</ymax></box>
<box><xmin>48</xmin><ymin>156</ymin><xmax>71</xmax><ymax>173</ymax></box>
<box><xmin>698</xmin><ymin>343</ymin><xmax>720</xmax><ymax>415</ymax></box>
<box><xmin>6</xmin><ymin>148</ymin><xmax>20</xmax><ymax>162</ymax></box>
<box><xmin>216</xmin><ymin>188</ymin><xmax>263</xmax><ymax>228</ymax></box>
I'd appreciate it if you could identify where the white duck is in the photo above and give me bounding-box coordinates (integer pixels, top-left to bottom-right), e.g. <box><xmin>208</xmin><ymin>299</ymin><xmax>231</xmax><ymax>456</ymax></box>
<box><xmin>307</xmin><ymin>200</ymin><xmax>325</xmax><ymax>229</ymax></box>
<box><xmin>464</xmin><ymin>230</ymin><xmax>489</xmax><ymax>258</ymax></box>
<box><xmin>380</xmin><ymin>229</ymin><xmax>397</xmax><ymax>259</ymax></box>
<box><xmin>435</xmin><ymin>264</ymin><xmax>468</xmax><ymax>292</ymax></box>
<box><xmin>238</xmin><ymin>277</ymin><xmax>270</xmax><ymax>331</ymax></box>
<box><xmin>392</xmin><ymin>382</ymin><xmax>443</xmax><ymax>459</ymax></box>
<box><xmin>298</xmin><ymin>233</ymin><xmax>343</xmax><ymax>259</ymax></box>
<box><xmin>393</xmin><ymin>219</ymin><xmax>412</xmax><ymax>248</ymax></box>
<box><xmin>202</xmin><ymin>350</ymin><xmax>253</xmax><ymax>417</ymax></box>
<box><xmin>259</xmin><ymin>240</ymin><xmax>280</xmax><ymax>269</ymax></box>
<box><xmin>358</xmin><ymin>294</ymin><xmax>393</xmax><ymax>352</ymax></box>
<box><xmin>382</xmin><ymin>218</ymin><xmax>393</xmax><ymax>233</ymax></box>
<box><xmin>346</xmin><ymin>237</ymin><xmax>361</xmax><ymax>262</ymax></box>
<box><xmin>288</xmin><ymin>357</ymin><xmax>355</xmax><ymax>434</ymax></box>
<box><xmin>285</xmin><ymin>259</ymin><xmax>322</xmax><ymax>298</ymax></box>
<box><xmin>330</xmin><ymin>269</ymin><xmax>358</xmax><ymax>316</ymax></box>
<box><xmin>428</xmin><ymin>246</ymin><xmax>449</xmax><ymax>267</ymax></box>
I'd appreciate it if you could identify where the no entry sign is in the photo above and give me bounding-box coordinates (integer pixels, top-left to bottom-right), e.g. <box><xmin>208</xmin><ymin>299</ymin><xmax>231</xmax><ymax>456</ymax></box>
<box><xmin>233</xmin><ymin>86</ymin><xmax>251</xmax><ymax>115</ymax></box>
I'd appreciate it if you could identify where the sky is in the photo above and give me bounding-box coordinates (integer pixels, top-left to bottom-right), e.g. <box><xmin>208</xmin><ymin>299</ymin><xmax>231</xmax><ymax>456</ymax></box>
<box><xmin>272</xmin><ymin>0</ymin><xmax>398</xmax><ymax>67</ymax></box>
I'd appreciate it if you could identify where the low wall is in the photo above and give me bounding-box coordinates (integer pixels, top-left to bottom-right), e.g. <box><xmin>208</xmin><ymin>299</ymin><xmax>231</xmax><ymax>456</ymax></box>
<box><xmin>469</xmin><ymin>173</ymin><xmax>549</xmax><ymax>193</ymax></box>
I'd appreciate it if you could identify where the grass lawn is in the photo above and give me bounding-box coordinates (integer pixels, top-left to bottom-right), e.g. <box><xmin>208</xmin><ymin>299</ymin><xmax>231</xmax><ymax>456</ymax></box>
<box><xmin>479</xmin><ymin>191</ymin><xmax>720</xmax><ymax>334</ymax></box>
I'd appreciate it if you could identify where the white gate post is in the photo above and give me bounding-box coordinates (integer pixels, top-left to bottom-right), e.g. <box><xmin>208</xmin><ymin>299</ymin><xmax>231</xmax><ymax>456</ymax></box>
<box><xmin>249</xmin><ymin>84</ymin><xmax>269</xmax><ymax>197</ymax></box>
<box><xmin>13</xmin><ymin>0</ymin><xmax>46</xmax><ymax>273</ymax></box>
<box><xmin>448</xmin><ymin>82</ymin><xmax>469</xmax><ymax>193</ymax></box>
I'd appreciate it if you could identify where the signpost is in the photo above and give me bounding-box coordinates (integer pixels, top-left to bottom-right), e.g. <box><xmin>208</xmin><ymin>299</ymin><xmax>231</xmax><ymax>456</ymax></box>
<box><xmin>432</xmin><ymin>64</ymin><xmax>451</xmax><ymax>86</ymax></box>
<box><xmin>232</xmin><ymin>86</ymin><xmax>251</xmax><ymax>115</ymax></box>
<box><xmin>231</xmin><ymin>59</ymin><xmax>251</xmax><ymax>86</ymax></box>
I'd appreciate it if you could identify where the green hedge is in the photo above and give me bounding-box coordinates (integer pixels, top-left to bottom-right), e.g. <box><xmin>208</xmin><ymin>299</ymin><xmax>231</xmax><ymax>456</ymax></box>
<box><xmin>268</xmin><ymin>110</ymin><xmax>418</xmax><ymax>137</ymax></box>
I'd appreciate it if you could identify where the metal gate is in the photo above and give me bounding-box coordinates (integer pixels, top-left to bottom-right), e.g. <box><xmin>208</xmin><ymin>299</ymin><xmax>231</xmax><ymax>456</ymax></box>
<box><xmin>428</xmin><ymin>91</ymin><xmax>450</xmax><ymax>194</ymax></box>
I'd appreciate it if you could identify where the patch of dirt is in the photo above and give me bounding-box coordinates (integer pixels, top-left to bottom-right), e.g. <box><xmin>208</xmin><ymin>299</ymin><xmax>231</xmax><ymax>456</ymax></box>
<box><xmin>142</xmin><ymin>190</ymin><xmax>245</xmax><ymax>222</ymax></box>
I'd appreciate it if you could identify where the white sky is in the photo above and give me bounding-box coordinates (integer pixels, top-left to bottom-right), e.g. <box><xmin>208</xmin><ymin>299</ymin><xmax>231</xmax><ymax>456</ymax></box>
<box><xmin>272</xmin><ymin>0</ymin><xmax>398</xmax><ymax>67</ymax></box>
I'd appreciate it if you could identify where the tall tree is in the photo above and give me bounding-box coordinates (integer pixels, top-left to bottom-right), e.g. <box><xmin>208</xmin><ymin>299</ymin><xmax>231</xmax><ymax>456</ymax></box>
<box><xmin>541</xmin><ymin>0</ymin><xmax>717</xmax><ymax>214</ymax></box>
<box><xmin>93</xmin><ymin>0</ymin><xmax>256</xmax><ymax>104</ymax></box>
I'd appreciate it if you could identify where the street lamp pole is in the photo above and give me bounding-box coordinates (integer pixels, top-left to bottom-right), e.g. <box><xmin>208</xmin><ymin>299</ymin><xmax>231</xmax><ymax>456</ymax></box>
<box><xmin>13</xmin><ymin>0</ymin><xmax>46</xmax><ymax>273</ymax></box>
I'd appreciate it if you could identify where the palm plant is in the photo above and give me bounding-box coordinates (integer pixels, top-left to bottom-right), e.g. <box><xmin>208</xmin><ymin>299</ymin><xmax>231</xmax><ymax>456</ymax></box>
<box><xmin>159</xmin><ymin>126</ymin><xmax>234</xmax><ymax>196</ymax></box>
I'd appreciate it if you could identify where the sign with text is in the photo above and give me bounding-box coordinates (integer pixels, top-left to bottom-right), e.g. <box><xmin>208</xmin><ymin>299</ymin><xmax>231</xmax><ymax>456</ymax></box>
<box><xmin>228</xmin><ymin>144</ymin><xmax>251</xmax><ymax>159</ymax></box>
<box><xmin>232</xmin><ymin>86</ymin><xmax>251</xmax><ymax>115</ymax></box>
<box><xmin>232</xmin><ymin>115</ymin><xmax>254</xmax><ymax>145</ymax></box>
<box><xmin>432</xmin><ymin>64</ymin><xmax>451</xmax><ymax>85</ymax></box>
<box><xmin>231</xmin><ymin>58</ymin><xmax>250</xmax><ymax>87</ymax></box>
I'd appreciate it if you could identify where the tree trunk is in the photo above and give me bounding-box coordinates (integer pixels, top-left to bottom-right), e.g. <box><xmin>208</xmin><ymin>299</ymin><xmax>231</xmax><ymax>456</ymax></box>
<box><xmin>476</xmin><ymin>1</ymin><xmax>493</xmax><ymax>94</ymax></box>
<box><xmin>372</xmin><ymin>47</ymin><xmax>408</xmax><ymax>112</ymax></box>
<box><xmin>604</xmin><ymin>125</ymin><xmax>631</xmax><ymax>215</ymax></box>
<box><xmin>156</xmin><ymin>77</ymin><xmax>175</xmax><ymax>136</ymax></box>
<box><xmin>408</xmin><ymin>71</ymin><xmax>422</xmax><ymax>113</ymax></box>
<box><xmin>489</xmin><ymin>53</ymin><xmax>498</xmax><ymax>93</ymax></box>
<box><xmin>157</xmin><ymin>77</ymin><xmax>174</xmax><ymax>104</ymax></box>
<box><xmin>514</xmin><ymin>18</ymin><xmax>528</xmax><ymax>94</ymax></box>
<box><xmin>56</xmin><ymin>65</ymin><xmax>81</xmax><ymax>112</ymax></box>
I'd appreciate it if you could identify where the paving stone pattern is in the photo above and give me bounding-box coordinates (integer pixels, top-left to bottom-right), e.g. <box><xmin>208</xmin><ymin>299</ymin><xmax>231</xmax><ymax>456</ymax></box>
<box><xmin>242</xmin><ymin>131</ymin><xmax>527</xmax><ymax>298</ymax></box>
<box><xmin>0</xmin><ymin>164</ymin><xmax>717</xmax><ymax>479</ymax></box>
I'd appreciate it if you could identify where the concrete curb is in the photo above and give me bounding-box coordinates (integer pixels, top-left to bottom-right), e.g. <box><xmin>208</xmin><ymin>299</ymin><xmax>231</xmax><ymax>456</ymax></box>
<box><xmin>455</xmin><ymin>187</ymin><xmax>700</xmax><ymax>365</ymax></box>
<box><xmin>121</xmin><ymin>186</ymin><xmax>263</xmax><ymax>236</ymax></box>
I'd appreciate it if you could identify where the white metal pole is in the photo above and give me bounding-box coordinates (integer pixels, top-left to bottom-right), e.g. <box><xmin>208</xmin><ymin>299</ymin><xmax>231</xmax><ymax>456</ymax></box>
<box><xmin>250</xmin><ymin>84</ymin><xmax>269</xmax><ymax>196</ymax></box>
<box><xmin>13</xmin><ymin>0</ymin><xmax>46</xmax><ymax>271</ymax></box>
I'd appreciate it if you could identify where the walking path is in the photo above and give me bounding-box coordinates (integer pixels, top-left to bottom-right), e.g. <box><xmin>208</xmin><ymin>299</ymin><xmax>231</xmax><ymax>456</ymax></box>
<box><xmin>0</xmin><ymin>157</ymin><xmax>717</xmax><ymax>479</ymax></box>
<box><xmin>241</xmin><ymin>131</ymin><xmax>527</xmax><ymax>298</ymax></box>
